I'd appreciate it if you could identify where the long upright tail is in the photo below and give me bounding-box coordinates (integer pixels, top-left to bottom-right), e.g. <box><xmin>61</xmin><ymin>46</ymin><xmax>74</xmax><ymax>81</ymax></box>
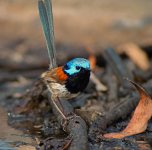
<box><xmin>38</xmin><ymin>0</ymin><xmax>57</xmax><ymax>69</ymax></box>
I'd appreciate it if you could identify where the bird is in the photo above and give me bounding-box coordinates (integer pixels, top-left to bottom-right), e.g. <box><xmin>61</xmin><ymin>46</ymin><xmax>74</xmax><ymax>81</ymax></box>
<box><xmin>41</xmin><ymin>58</ymin><xmax>90</xmax><ymax>99</ymax></box>
<box><xmin>38</xmin><ymin>0</ymin><xmax>91</xmax><ymax>119</ymax></box>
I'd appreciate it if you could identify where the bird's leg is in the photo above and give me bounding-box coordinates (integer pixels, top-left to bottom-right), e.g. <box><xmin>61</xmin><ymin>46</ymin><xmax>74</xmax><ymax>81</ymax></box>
<box><xmin>57</xmin><ymin>97</ymin><xmax>78</xmax><ymax>119</ymax></box>
<box><xmin>51</xmin><ymin>96</ymin><xmax>67</xmax><ymax>120</ymax></box>
<box><xmin>52</xmin><ymin>96</ymin><xmax>75</xmax><ymax>131</ymax></box>
<box><xmin>57</xmin><ymin>97</ymin><xmax>66</xmax><ymax>116</ymax></box>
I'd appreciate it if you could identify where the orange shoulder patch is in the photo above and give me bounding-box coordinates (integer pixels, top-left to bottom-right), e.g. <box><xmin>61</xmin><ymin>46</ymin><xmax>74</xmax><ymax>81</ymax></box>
<box><xmin>56</xmin><ymin>67</ymin><xmax>68</xmax><ymax>81</ymax></box>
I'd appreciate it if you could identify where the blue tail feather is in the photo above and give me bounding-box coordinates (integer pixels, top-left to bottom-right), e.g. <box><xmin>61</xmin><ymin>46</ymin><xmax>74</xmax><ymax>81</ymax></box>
<box><xmin>38</xmin><ymin>0</ymin><xmax>57</xmax><ymax>69</ymax></box>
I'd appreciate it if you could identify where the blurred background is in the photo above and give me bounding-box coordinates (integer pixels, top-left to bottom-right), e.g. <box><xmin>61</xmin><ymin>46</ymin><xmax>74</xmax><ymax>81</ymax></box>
<box><xmin>1</xmin><ymin>0</ymin><xmax>152</xmax><ymax>69</ymax></box>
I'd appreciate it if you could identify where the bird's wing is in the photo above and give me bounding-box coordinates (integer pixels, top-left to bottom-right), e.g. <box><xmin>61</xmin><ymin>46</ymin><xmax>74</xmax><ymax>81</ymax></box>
<box><xmin>38</xmin><ymin>0</ymin><xmax>57</xmax><ymax>69</ymax></box>
<box><xmin>41</xmin><ymin>67</ymin><xmax>68</xmax><ymax>85</ymax></box>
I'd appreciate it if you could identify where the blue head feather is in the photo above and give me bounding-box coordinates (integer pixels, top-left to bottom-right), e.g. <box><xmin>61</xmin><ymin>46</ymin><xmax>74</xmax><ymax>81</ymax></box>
<box><xmin>64</xmin><ymin>58</ymin><xmax>90</xmax><ymax>75</ymax></box>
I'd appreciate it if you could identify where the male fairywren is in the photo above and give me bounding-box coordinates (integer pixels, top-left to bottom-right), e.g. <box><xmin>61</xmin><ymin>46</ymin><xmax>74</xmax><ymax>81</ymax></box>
<box><xmin>38</xmin><ymin>0</ymin><xmax>91</xmax><ymax>119</ymax></box>
<box><xmin>41</xmin><ymin>58</ymin><xmax>90</xmax><ymax>99</ymax></box>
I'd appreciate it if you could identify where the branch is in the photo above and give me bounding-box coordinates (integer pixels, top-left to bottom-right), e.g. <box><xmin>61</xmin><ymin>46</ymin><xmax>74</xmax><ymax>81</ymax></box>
<box><xmin>89</xmin><ymin>93</ymin><xmax>139</xmax><ymax>141</ymax></box>
<box><xmin>48</xmin><ymin>93</ymin><xmax>88</xmax><ymax>150</ymax></box>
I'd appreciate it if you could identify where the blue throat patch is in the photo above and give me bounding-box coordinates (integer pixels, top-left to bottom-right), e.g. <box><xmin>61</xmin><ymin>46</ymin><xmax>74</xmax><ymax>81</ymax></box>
<box><xmin>64</xmin><ymin>58</ymin><xmax>90</xmax><ymax>75</ymax></box>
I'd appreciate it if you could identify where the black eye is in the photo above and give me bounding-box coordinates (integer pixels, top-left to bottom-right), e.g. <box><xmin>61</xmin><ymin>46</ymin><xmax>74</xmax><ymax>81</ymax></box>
<box><xmin>64</xmin><ymin>64</ymin><xmax>70</xmax><ymax>70</ymax></box>
<box><xmin>76</xmin><ymin>66</ymin><xmax>81</xmax><ymax>70</ymax></box>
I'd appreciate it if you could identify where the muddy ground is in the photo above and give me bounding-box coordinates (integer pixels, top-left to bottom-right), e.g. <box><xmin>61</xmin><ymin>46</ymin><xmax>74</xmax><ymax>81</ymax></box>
<box><xmin>0</xmin><ymin>0</ymin><xmax>152</xmax><ymax>150</ymax></box>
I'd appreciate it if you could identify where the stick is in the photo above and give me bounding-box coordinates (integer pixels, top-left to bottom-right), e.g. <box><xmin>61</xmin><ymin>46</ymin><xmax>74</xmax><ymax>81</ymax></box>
<box><xmin>103</xmin><ymin>48</ymin><xmax>133</xmax><ymax>87</ymax></box>
<box><xmin>48</xmin><ymin>93</ymin><xmax>88</xmax><ymax>150</ymax></box>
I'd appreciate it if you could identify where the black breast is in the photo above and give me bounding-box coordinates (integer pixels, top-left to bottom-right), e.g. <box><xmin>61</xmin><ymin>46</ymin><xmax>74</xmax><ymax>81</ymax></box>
<box><xmin>65</xmin><ymin>69</ymin><xmax>90</xmax><ymax>93</ymax></box>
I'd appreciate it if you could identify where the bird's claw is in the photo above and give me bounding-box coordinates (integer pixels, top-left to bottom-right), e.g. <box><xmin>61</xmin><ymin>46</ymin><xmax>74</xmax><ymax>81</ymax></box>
<box><xmin>61</xmin><ymin>113</ymin><xmax>80</xmax><ymax>131</ymax></box>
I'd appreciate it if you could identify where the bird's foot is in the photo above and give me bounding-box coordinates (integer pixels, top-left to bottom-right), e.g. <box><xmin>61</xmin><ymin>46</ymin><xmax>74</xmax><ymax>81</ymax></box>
<box><xmin>61</xmin><ymin>113</ymin><xmax>80</xmax><ymax>131</ymax></box>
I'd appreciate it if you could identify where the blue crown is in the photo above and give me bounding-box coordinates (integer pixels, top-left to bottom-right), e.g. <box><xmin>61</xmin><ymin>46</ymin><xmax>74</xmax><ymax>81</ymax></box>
<box><xmin>64</xmin><ymin>58</ymin><xmax>90</xmax><ymax>75</ymax></box>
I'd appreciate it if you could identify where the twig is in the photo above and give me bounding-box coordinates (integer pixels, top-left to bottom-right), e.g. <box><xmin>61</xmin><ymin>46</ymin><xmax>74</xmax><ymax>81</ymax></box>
<box><xmin>103</xmin><ymin>48</ymin><xmax>133</xmax><ymax>87</ymax></box>
<box><xmin>48</xmin><ymin>93</ymin><xmax>88</xmax><ymax>150</ymax></box>
<box><xmin>90</xmin><ymin>72</ymin><xmax>107</xmax><ymax>92</ymax></box>
<box><xmin>89</xmin><ymin>92</ymin><xmax>140</xmax><ymax>142</ymax></box>
<box><xmin>103</xmin><ymin>80</ymin><xmax>152</xmax><ymax>139</ymax></box>
<box><xmin>105</xmin><ymin>68</ymin><xmax>118</xmax><ymax>102</ymax></box>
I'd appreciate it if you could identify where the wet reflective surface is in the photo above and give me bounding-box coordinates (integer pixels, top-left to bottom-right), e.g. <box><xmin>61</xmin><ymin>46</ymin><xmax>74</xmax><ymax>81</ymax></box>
<box><xmin>0</xmin><ymin>106</ymin><xmax>36</xmax><ymax>149</ymax></box>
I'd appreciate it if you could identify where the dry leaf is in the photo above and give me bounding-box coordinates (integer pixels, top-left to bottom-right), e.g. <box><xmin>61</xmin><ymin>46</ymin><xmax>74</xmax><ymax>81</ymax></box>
<box><xmin>103</xmin><ymin>79</ymin><xmax>152</xmax><ymax>139</ymax></box>
<box><xmin>117</xmin><ymin>43</ymin><xmax>150</xmax><ymax>71</ymax></box>
<box><xmin>85</xmin><ymin>47</ymin><xmax>96</xmax><ymax>70</ymax></box>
